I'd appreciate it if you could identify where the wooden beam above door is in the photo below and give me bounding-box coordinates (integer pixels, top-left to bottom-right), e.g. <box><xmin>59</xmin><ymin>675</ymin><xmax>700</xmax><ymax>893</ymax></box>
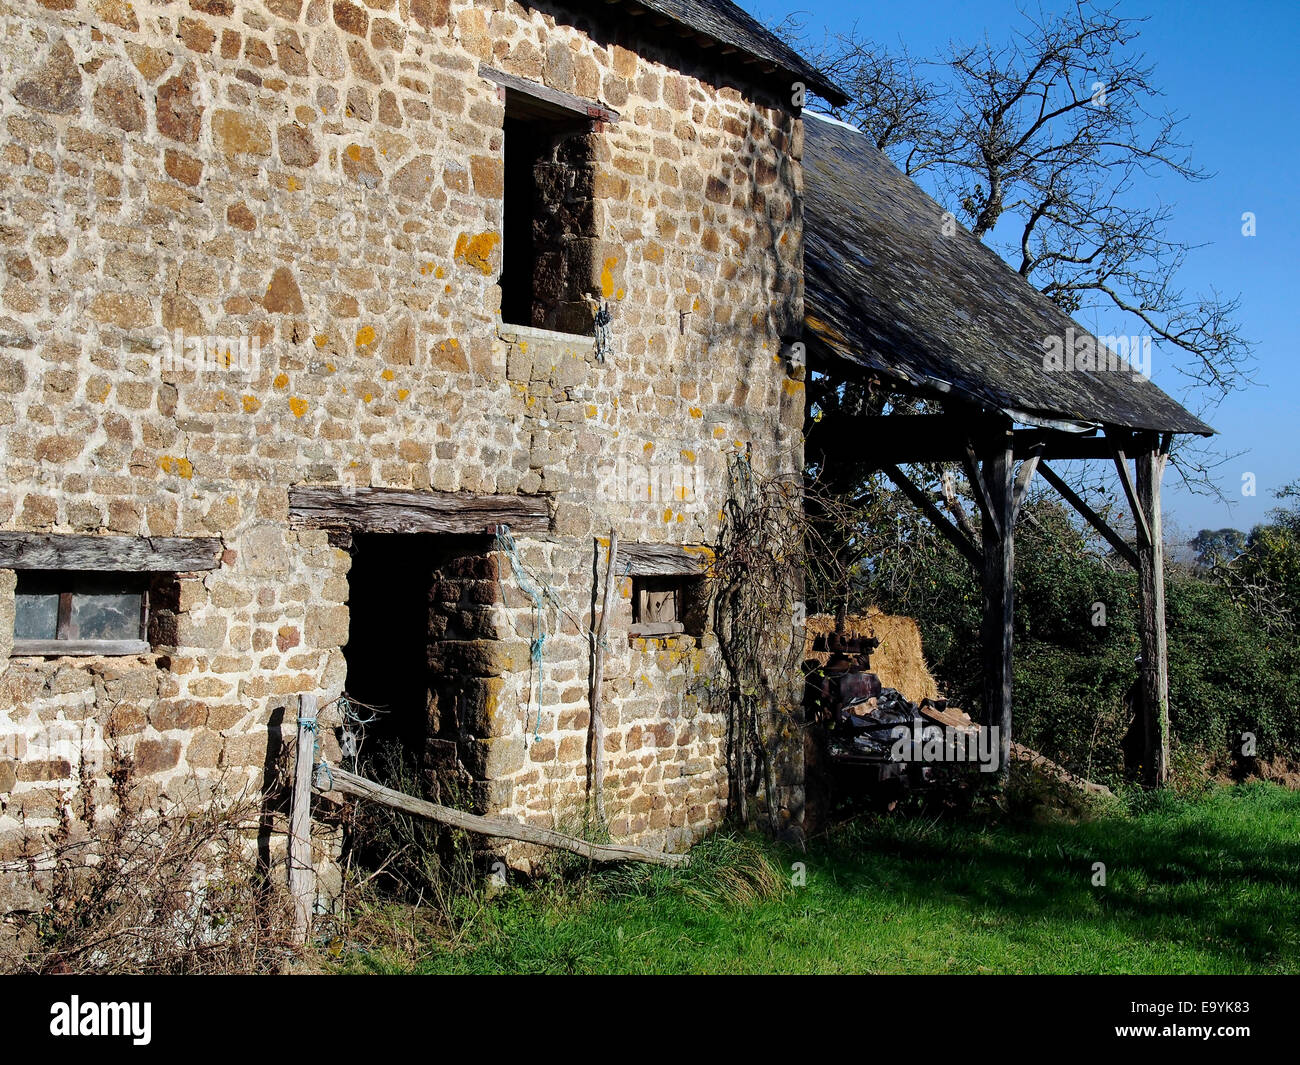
<box><xmin>288</xmin><ymin>487</ymin><xmax>550</xmax><ymax>535</ymax></box>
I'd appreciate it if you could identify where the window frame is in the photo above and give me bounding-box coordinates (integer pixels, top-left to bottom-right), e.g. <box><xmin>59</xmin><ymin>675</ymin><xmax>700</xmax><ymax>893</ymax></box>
<box><xmin>11</xmin><ymin>570</ymin><xmax>151</xmax><ymax>657</ymax></box>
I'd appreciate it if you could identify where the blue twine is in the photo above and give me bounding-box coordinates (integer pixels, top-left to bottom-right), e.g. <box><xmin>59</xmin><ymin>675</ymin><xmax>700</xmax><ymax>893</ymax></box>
<box><xmin>495</xmin><ymin>524</ymin><xmax>559</xmax><ymax>744</ymax></box>
<box><xmin>299</xmin><ymin>714</ymin><xmax>334</xmax><ymax>791</ymax></box>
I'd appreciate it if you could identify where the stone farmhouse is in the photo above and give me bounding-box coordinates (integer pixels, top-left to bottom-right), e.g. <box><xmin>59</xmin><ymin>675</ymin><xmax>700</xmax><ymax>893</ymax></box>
<box><xmin>0</xmin><ymin>0</ymin><xmax>845</xmax><ymax>897</ymax></box>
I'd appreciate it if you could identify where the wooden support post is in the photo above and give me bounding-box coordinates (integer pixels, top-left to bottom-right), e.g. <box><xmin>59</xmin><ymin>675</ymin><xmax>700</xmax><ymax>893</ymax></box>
<box><xmin>881</xmin><ymin>464</ymin><xmax>982</xmax><ymax>570</ymax></box>
<box><xmin>588</xmin><ymin>529</ymin><xmax>618</xmax><ymax>824</ymax></box>
<box><xmin>1039</xmin><ymin>462</ymin><xmax>1140</xmax><ymax>570</ymax></box>
<box><xmin>978</xmin><ymin>433</ymin><xmax>1016</xmax><ymax>779</ymax></box>
<box><xmin>1135</xmin><ymin>441</ymin><xmax>1170</xmax><ymax>787</ymax></box>
<box><xmin>288</xmin><ymin>693</ymin><xmax>317</xmax><ymax>947</ymax></box>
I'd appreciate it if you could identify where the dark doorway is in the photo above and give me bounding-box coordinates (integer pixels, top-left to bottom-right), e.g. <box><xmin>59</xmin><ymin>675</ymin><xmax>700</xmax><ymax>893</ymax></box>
<box><xmin>344</xmin><ymin>533</ymin><xmax>438</xmax><ymax>759</ymax></box>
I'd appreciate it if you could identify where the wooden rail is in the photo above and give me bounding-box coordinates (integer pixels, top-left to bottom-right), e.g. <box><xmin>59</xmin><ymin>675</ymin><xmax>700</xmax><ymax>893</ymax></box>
<box><xmin>316</xmin><ymin>763</ymin><xmax>687</xmax><ymax>868</ymax></box>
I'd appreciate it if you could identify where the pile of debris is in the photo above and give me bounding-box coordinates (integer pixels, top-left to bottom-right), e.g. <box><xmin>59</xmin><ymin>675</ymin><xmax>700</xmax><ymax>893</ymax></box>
<box><xmin>814</xmin><ymin>664</ymin><xmax>979</xmax><ymax>766</ymax></box>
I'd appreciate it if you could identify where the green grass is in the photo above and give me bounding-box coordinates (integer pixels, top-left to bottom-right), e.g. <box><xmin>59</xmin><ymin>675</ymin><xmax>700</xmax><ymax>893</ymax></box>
<box><xmin>335</xmin><ymin>781</ymin><xmax>1300</xmax><ymax>974</ymax></box>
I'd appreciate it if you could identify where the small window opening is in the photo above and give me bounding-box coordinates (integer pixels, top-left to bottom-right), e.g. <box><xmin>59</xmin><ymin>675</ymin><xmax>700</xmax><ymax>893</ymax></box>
<box><xmin>500</xmin><ymin>91</ymin><xmax>597</xmax><ymax>335</ymax></box>
<box><xmin>12</xmin><ymin>571</ymin><xmax>152</xmax><ymax>656</ymax></box>
<box><xmin>630</xmin><ymin>576</ymin><xmax>706</xmax><ymax>639</ymax></box>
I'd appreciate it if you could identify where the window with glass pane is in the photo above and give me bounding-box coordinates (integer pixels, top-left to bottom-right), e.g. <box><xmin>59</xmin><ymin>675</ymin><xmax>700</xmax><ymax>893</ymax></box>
<box><xmin>11</xmin><ymin>572</ymin><xmax>147</xmax><ymax>654</ymax></box>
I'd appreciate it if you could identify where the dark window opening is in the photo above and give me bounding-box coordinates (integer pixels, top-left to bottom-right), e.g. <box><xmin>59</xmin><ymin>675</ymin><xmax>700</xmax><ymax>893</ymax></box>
<box><xmin>630</xmin><ymin>575</ymin><xmax>706</xmax><ymax>639</ymax></box>
<box><xmin>12</xmin><ymin>571</ymin><xmax>151</xmax><ymax>655</ymax></box>
<box><xmin>500</xmin><ymin>91</ymin><xmax>597</xmax><ymax>335</ymax></box>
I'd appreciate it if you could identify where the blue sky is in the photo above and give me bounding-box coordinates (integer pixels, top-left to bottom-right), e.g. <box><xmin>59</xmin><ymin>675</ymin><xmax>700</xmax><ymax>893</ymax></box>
<box><xmin>753</xmin><ymin>0</ymin><xmax>1299</xmax><ymax>541</ymax></box>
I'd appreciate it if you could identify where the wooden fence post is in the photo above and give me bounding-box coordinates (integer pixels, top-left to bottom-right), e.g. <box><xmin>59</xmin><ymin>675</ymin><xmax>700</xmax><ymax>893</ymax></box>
<box><xmin>288</xmin><ymin>692</ymin><xmax>317</xmax><ymax>947</ymax></box>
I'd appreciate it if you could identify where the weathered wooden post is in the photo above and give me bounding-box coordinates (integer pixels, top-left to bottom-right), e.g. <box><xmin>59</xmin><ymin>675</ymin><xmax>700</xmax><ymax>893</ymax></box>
<box><xmin>588</xmin><ymin>529</ymin><xmax>618</xmax><ymax>824</ymax></box>
<box><xmin>1134</xmin><ymin>438</ymin><xmax>1171</xmax><ymax>786</ymax></box>
<box><xmin>288</xmin><ymin>692</ymin><xmax>317</xmax><ymax>946</ymax></box>
<box><xmin>978</xmin><ymin>428</ymin><xmax>1016</xmax><ymax>779</ymax></box>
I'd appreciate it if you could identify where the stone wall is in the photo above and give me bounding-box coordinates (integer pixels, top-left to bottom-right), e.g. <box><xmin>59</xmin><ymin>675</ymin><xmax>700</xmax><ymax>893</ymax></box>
<box><xmin>0</xmin><ymin>0</ymin><xmax>808</xmax><ymax>892</ymax></box>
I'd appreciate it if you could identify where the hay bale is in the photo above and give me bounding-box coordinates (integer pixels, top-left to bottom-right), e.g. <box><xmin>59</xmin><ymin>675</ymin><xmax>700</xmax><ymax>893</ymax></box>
<box><xmin>803</xmin><ymin>610</ymin><xmax>941</xmax><ymax>703</ymax></box>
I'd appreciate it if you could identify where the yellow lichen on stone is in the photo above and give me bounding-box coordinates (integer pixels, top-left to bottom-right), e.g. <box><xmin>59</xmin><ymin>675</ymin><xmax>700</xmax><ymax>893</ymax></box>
<box><xmin>689</xmin><ymin>406</ymin><xmax>702</xmax><ymax>418</ymax></box>
<box><xmin>397</xmin><ymin>389</ymin><xmax>409</xmax><ymax>401</ymax></box>
<box><xmin>453</xmin><ymin>231</ymin><xmax>500</xmax><ymax>275</ymax></box>
<box><xmin>241</xmin><ymin>395</ymin><xmax>261</xmax><ymax>413</ymax></box>
<box><xmin>273</xmin><ymin>373</ymin><xmax>289</xmax><ymax>389</ymax></box>
<box><xmin>313</xmin><ymin>334</ymin><xmax>329</xmax><ymax>348</ymax></box>
<box><xmin>585</xmin><ymin>404</ymin><xmax>598</xmax><ymax>418</ymax></box>
<box><xmin>289</xmin><ymin>397</ymin><xmax>308</xmax><ymax>417</ymax></box>
<box><xmin>381</xmin><ymin>369</ymin><xmax>395</xmax><ymax>381</ymax></box>
<box><xmin>355</xmin><ymin>325</ymin><xmax>376</xmax><ymax>347</ymax></box>
<box><xmin>158</xmin><ymin>455</ymin><xmax>193</xmax><ymax>479</ymax></box>
<box><xmin>680</xmin><ymin>449</ymin><xmax>695</xmax><ymax>462</ymax></box>
<box><xmin>600</xmin><ymin>256</ymin><xmax>618</xmax><ymax>298</ymax></box>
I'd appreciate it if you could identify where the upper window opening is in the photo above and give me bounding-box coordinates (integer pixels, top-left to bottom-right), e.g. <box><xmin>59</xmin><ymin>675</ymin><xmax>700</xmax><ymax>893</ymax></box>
<box><xmin>500</xmin><ymin>90</ymin><xmax>598</xmax><ymax>336</ymax></box>
<box><xmin>12</xmin><ymin>571</ymin><xmax>151</xmax><ymax>656</ymax></box>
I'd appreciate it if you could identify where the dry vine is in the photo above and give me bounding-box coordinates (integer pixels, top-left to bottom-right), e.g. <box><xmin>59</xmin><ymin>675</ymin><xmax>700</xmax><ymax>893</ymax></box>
<box><xmin>709</xmin><ymin>455</ymin><xmax>861</xmax><ymax>832</ymax></box>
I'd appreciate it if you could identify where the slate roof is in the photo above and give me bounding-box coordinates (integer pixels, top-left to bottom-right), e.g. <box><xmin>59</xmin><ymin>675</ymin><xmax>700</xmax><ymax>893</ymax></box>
<box><xmin>628</xmin><ymin>0</ymin><xmax>846</xmax><ymax>104</ymax></box>
<box><xmin>801</xmin><ymin>112</ymin><xmax>1213</xmax><ymax>435</ymax></box>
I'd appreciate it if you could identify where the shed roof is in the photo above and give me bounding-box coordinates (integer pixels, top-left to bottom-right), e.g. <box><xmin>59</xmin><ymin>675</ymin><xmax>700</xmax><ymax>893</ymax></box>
<box><xmin>801</xmin><ymin>112</ymin><xmax>1213</xmax><ymax>435</ymax></box>
<box><xmin>621</xmin><ymin>0</ymin><xmax>846</xmax><ymax>105</ymax></box>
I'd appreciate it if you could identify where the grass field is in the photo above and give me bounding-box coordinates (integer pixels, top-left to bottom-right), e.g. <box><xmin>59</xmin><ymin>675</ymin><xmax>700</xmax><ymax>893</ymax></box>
<box><xmin>332</xmin><ymin>781</ymin><xmax>1299</xmax><ymax>975</ymax></box>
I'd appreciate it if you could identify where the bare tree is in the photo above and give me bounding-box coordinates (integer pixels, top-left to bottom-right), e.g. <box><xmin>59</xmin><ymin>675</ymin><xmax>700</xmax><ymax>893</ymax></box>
<box><xmin>783</xmin><ymin>1</ymin><xmax>1254</xmax><ymax>413</ymax></box>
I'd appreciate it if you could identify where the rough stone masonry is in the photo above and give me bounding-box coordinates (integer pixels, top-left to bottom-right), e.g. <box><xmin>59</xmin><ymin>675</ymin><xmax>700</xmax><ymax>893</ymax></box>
<box><xmin>0</xmin><ymin>0</ymin><xmax>810</xmax><ymax>899</ymax></box>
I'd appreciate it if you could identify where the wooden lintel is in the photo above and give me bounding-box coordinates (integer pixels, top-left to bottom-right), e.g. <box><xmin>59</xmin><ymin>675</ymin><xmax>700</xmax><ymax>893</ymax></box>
<box><xmin>1038</xmin><ymin>463</ymin><xmax>1139</xmax><ymax>570</ymax></box>
<box><xmin>0</xmin><ymin>533</ymin><xmax>223</xmax><ymax>572</ymax></box>
<box><xmin>616</xmin><ymin>542</ymin><xmax>708</xmax><ymax>577</ymax></box>
<box><xmin>288</xmin><ymin>487</ymin><xmax>550</xmax><ymax>536</ymax></box>
<box><xmin>881</xmin><ymin>464</ymin><xmax>982</xmax><ymax>570</ymax></box>
<box><xmin>478</xmin><ymin>65</ymin><xmax>620</xmax><ymax>123</ymax></box>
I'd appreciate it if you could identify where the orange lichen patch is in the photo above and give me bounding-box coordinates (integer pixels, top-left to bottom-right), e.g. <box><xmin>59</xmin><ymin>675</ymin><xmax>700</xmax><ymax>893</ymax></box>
<box><xmin>643</xmin><ymin>441</ymin><xmax>655</xmax><ymax>455</ymax></box>
<box><xmin>675</xmin><ymin>485</ymin><xmax>687</xmax><ymax>500</ymax></box>
<box><xmin>616</xmin><ymin>288</ymin><xmax>624</xmax><ymax>300</ymax></box>
<box><xmin>158</xmin><ymin>455</ymin><xmax>193</xmax><ymax>479</ymax></box>
<box><xmin>713</xmin><ymin>427</ymin><xmax>726</xmax><ymax>439</ymax></box>
<box><xmin>680</xmin><ymin>449</ymin><xmax>696</xmax><ymax>462</ymax></box>
<box><xmin>420</xmin><ymin>261</ymin><xmax>436</xmax><ymax>275</ymax></box>
<box><xmin>273</xmin><ymin>373</ymin><xmax>289</xmax><ymax>389</ymax></box>
<box><xmin>783</xmin><ymin>378</ymin><xmax>804</xmax><ymax>396</ymax></box>
<box><xmin>453</xmin><ymin>231</ymin><xmax>500</xmax><ymax>275</ymax></box>
<box><xmin>600</xmin><ymin>256</ymin><xmax>618</xmax><ymax>298</ymax></box>
<box><xmin>397</xmin><ymin>389</ymin><xmax>409</xmax><ymax>400</ymax></box>
<box><xmin>381</xmin><ymin>368</ymin><xmax>395</xmax><ymax>381</ymax></box>
<box><xmin>435</xmin><ymin>265</ymin><xmax>445</xmax><ymax>279</ymax></box>
<box><xmin>241</xmin><ymin>395</ymin><xmax>261</xmax><ymax>413</ymax></box>
<box><xmin>313</xmin><ymin>334</ymin><xmax>330</xmax><ymax>349</ymax></box>
<box><xmin>288</xmin><ymin>396</ymin><xmax>309</xmax><ymax>418</ymax></box>
<box><xmin>663</xmin><ymin>507</ymin><xmax>673</xmax><ymax>523</ymax></box>
<box><xmin>355</xmin><ymin>325</ymin><xmax>376</xmax><ymax>347</ymax></box>
<box><xmin>585</xmin><ymin>403</ymin><xmax>598</xmax><ymax>418</ymax></box>
<box><xmin>346</xmin><ymin>144</ymin><xmax>362</xmax><ymax>161</ymax></box>
<box><xmin>286</xmin><ymin>176</ymin><xmax>301</xmax><ymax>191</ymax></box>
<box><xmin>363</xmin><ymin>392</ymin><xmax>374</xmax><ymax>403</ymax></box>
<box><xmin>676</xmin><ymin>513</ymin><xmax>684</xmax><ymax>523</ymax></box>
<box><xmin>689</xmin><ymin>406</ymin><xmax>702</xmax><ymax>418</ymax></box>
